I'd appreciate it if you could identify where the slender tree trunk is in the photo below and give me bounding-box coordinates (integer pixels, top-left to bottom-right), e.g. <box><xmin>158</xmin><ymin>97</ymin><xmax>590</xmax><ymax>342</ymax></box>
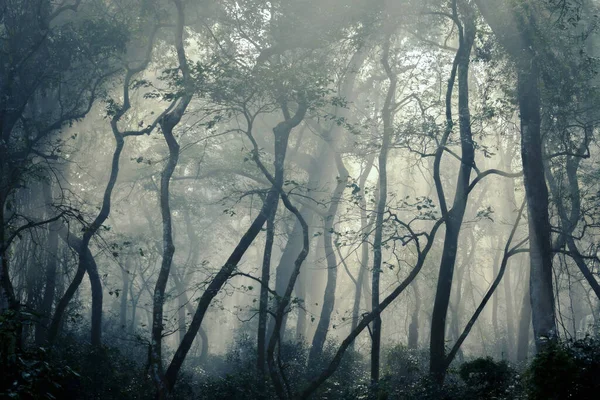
<box><xmin>350</xmin><ymin>155</ymin><xmax>375</xmax><ymax>341</ymax></box>
<box><xmin>517</xmin><ymin>264</ymin><xmax>532</xmax><ymax>363</ymax></box>
<box><xmin>171</xmin><ymin>272</ymin><xmax>208</xmax><ymax>361</ymax></box>
<box><xmin>0</xmin><ymin>193</ymin><xmax>17</xmax><ymax>312</ymax></box>
<box><xmin>163</xmin><ymin>104</ymin><xmax>308</xmax><ymax>391</ymax></box>
<box><xmin>503</xmin><ymin>258</ymin><xmax>516</xmax><ymax>360</ymax></box>
<box><xmin>370</xmin><ymin>36</ymin><xmax>397</xmax><ymax>385</ymax></box>
<box><xmin>443</xmin><ymin>203</ymin><xmax>526</xmax><ymax>370</ymax></box>
<box><xmin>48</xmin><ymin>131</ymin><xmax>126</xmax><ymax>346</ymax></box>
<box><xmin>258</xmin><ymin>203</ymin><xmax>277</xmax><ymax>375</ymax></box>
<box><xmin>149</xmin><ymin>3</ymin><xmax>193</xmax><ymax>395</ymax></box>
<box><xmin>430</xmin><ymin>9</ymin><xmax>475</xmax><ymax>383</ymax></box>
<box><xmin>501</xmin><ymin>144</ymin><xmax>518</xmax><ymax>361</ymax></box>
<box><xmin>273</xmin><ymin>192</ymin><xmax>319</xmax><ymax>338</ymax></box>
<box><xmin>308</xmin><ymin>154</ymin><xmax>349</xmax><ymax>365</ymax></box>
<box><xmin>295</xmin><ymin>253</ymin><xmax>307</xmax><ymax>341</ymax></box>
<box><xmin>150</xmin><ymin>110</ymin><xmax>184</xmax><ymax>398</ymax></box>
<box><xmin>120</xmin><ymin>259</ymin><xmax>130</xmax><ymax>330</ymax></box>
<box><xmin>408</xmin><ymin>281</ymin><xmax>421</xmax><ymax>349</ymax></box>
<box><xmin>491</xmin><ymin>241</ymin><xmax>503</xmax><ymax>356</ymax></box>
<box><xmin>36</xmin><ymin>183</ymin><xmax>60</xmax><ymax>345</ymax></box>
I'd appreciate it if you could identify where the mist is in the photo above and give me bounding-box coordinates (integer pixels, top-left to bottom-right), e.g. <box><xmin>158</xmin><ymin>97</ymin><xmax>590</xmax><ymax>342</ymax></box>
<box><xmin>2</xmin><ymin>0</ymin><xmax>600</xmax><ymax>399</ymax></box>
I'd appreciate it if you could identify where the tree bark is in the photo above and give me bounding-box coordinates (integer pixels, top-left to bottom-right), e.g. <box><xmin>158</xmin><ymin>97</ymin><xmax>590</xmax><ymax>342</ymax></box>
<box><xmin>429</xmin><ymin>6</ymin><xmax>475</xmax><ymax>383</ymax></box>
<box><xmin>120</xmin><ymin>259</ymin><xmax>130</xmax><ymax>330</ymax></box>
<box><xmin>518</xmin><ymin>64</ymin><xmax>557</xmax><ymax>350</ymax></box>
<box><xmin>517</xmin><ymin>264</ymin><xmax>532</xmax><ymax>363</ymax></box>
<box><xmin>149</xmin><ymin>108</ymin><xmax>184</xmax><ymax>397</ymax></box>
<box><xmin>407</xmin><ymin>281</ymin><xmax>421</xmax><ymax>349</ymax></box>
<box><xmin>258</xmin><ymin>203</ymin><xmax>277</xmax><ymax>376</ymax></box>
<box><xmin>350</xmin><ymin>155</ymin><xmax>375</xmax><ymax>341</ymax></box>
<box><xmin>370</xmin><ymin>36</ymin><xmax>397</xmax><ymax>385</ymax></box>
<box><xmin>308</xmin><ymin>153</ymin><xmax>349</xmax><ymax>365</ymax></box>
<box><xmin>475</xmin><ymin>0</ymin><xmax>558</xmax><ymax>353</ymax></box>
<box><xmin>35</xmin><ymin>182</ymin><xmax>60</xmax><ymax>345</ymax></box>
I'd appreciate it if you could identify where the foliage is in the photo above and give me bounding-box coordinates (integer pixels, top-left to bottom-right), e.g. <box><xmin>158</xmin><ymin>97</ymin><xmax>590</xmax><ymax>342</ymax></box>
<box><xmin>0</xmin><ymin>311</ymin><xmax>80</xmax><ymax>400</ymax></box>
<box><xmin>525</xmin><ymin>337</ymin><xmax>600</xmax><ymax>400</ymax></box>
<box><xmin>187</xmin><ymin>333</ymin><xmax>367</xmax><ymax>400</ymax></box>
<box><xmin>458</xmin><ymin>357</ymin><xmax>519</xmax><ymax>399</ymax></box>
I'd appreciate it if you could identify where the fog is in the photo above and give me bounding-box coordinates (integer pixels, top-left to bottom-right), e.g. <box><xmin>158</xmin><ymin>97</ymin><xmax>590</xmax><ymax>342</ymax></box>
<box><xmin>2</xmin><ymin>0</ymin><xmax>600</xmax><ymax>399</ymax></box>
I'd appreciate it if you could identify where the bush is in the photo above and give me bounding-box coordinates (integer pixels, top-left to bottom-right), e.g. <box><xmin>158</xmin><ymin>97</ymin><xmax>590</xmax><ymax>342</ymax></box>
<box><xmin>458</xmin><ymin>357</ymin><xmax>518</xmax><ymax>399</ymax></box>
<box><xmin>0</xmin><ymin>310</ymin><xmax>80</xmax><ymax>400</ymax></box>
<box><xmin>526</xmin><ymin>337</ymin><xmax>600</xmax><ymax>400</ymax></box>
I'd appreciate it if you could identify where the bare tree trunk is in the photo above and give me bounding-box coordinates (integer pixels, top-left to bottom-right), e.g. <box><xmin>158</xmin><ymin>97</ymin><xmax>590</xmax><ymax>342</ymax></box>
<box><xmin>163</xmin><ymin>102</ymin><xmax>308</xmax><ymax>392</ymax></box>
<box><xmin>150</xmin><ymin>122</ymin><xmax>181</xmax><ymax>394</ymax></box>
<box><xmin>370</xmin><ymin>36</ymin><xmax>397</xmax><ymax>385</ymax></box>
<box><xmin>171</xmin><ymin>272</ymin><xmax>208</xmax><ymax>361</ymax></box>
<box><xmin>442</xmin><ymin>203</ymin><xmax>526</xmax><ymax>370</ymax></box>
<box><xmin>408</xmin><ymin>281</ymin><xmax>421</xmax><ymax>349</ymax></box>
<box><xmin>430</xmin><ymin>6</ymin><xmax>475</xmax><ymax>383</ymax></box>
<box><xmin>517</xmin><ymin>265</ymin><xmax>532</xmax><ymax>363</ymax></box>
<box><xmin>149</xmin><ymin>4</ymin><xmax>193</xmax><ymax>395</ymax></box>
<box><xmin>491</xmin><ymin>241</ymin><xmax>503</xmax><ymax>356</ymax></box>
<box><xmin>295</xmin><ymin>251</ymin><xmax>307</xmax><ymax>341</ymax></box>
<box><xmin>519</xmin><ymin>63</ymin><xmax>557</xmax><ymax>350</ymax></box>
<box><xmin>297</xmin><ymin>217</ymin><xmax>445</xmax><ymax>400</ymax></box>
<box><xmin>120</xmin><ymin>259</ymin><xmax>130</xmax><ymax>330</ymax></box>
<box><xmin>448</xmin><ymin>235</ymin><xmax>474</xmax><ymax>363</ymax></box>
<box><xmin>272</xmin><ymin>188</ymin><xmax>319</xmax><ymax>338</ymax></box>
<box><xmin>475</xmin><ymin>0</ymin><xmax>558</xmax><ymax>353</ymax></box>
<box><xmin>503</xmin><ymin>258</ymin><xmax>516</xmax><ymax>360</ymax></box>
<box><xmin>36</xmin><ymin>182</ymin><xmax>60</xmax><ymax>345</ymax></box>
<box><xmin>0</xmin><ymin>193</ymin><xmax>17</xmax><ymax>312</ymax></box>
<box><xmin>308</xmin><ymin>153</ymin><xmax>349</xmax><ymax>365</ymax></box>
<box><xmin>351</xmin><ymin>156</ymin><xmax>375</xmax><ymax>342</ymax></box>
<box><xmin>46</xmin><ymin>23</ymin><xmax>162</xmax><ymax>347</ymax></box>
<box><xmin>258</xmin><ymin>204</ymin><xmax>276</xmax><ymax>375</ymax></box>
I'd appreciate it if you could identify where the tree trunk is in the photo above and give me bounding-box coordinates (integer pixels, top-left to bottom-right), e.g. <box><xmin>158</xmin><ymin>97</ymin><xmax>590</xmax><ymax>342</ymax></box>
<box><xmin>171</xmin><ymin>272</ymin><xmax>208</xmax><ymax>362</ymax></box>
<box><xmin>370</xmin><ymin>36</ymin><xmax>397</xmax><ymax>385</ymax></box>
<box><xmin>475</xmin><ymin>0</ymin><xmax>558</xmax><ymax>353</ymax></box>
<box><xmin>430</xmin><ymin>9</ymin><xmax>475</xmax><ymax>383</ymax></box>
<box><xmin>308</xmin><ymin>154</ymin><xmax>349</xmax><ymax>365</ymax></box>
<box><xmin>120</xmin><ymin>259</ymin><xmax>130</xmax><ymax>330</ymax></box>
<box><xmin>408</xmin><ymin>281</ymin><xmax>421</xmax><ymax>349</ymax></box>
<box><xmin>258</xmin><ymin>203</ymin><xmax>277</xmax><ymax>376</ymax></box>
<box><xmin>350</xmin><ymin>155</ymin><xmax>375</xmax><ymax>342</ymax></box>
<box><xmin>35</xmin><ymin>182</ymin><xmax>60</xmax><ymax>345</ymax></box>
<box><xmin>518</xmin><ymin>63</ymin><xmax>557</xmax><ymax>350</ymax></box>
<box><xmin>491</xmin><ymin>242</ymin><xmax>503</xmax><ymax>356</ymax></box>
<box><xmin>150</xmin><ymin>108</ymin><xmax>187</xmax><ymax>397</ymax></box>
<box><xmin>517</xmin><ymin>265</ymin><xmax>532</xmax><ymax>363</ymax></box>
<box><xmin>163</xmin><ymin>104</ymin><xmax>308</xmax><ymax>391</ymax></box>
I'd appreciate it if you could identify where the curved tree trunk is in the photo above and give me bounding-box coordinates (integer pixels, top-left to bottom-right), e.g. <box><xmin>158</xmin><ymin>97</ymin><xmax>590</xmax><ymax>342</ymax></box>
<box><xmin>430</xmin><ymin>6</ymin><xmax>476</xmax><ymax>383</ymax></box>
<box><xmin>308</xmin><ymin>153</ymin><xmax>349</xmax><ymax>365</ymax></box>
<box><xmin>48</xmin><ymin>131</ymin><xmax>125</xmax><ymax>346</ymax></box>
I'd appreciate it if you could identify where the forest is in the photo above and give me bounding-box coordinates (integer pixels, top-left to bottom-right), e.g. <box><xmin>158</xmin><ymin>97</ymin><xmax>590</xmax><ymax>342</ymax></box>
<box><xmin>2</xmin><ymin>0</ymin><xmax>600</xmax><ymax>399</ymax></box>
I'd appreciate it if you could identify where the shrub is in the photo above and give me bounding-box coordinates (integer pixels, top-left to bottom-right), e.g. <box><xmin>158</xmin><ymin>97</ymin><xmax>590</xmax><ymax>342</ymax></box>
<box><xmin>458</xmin><ymin>357</ymin><xmax>518</xmax><ymax>399</ymax></box>
<box><xmin>526</xmin><ymin>337</ymin><xmax>600</xmax><ymax>400</ymax></box>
